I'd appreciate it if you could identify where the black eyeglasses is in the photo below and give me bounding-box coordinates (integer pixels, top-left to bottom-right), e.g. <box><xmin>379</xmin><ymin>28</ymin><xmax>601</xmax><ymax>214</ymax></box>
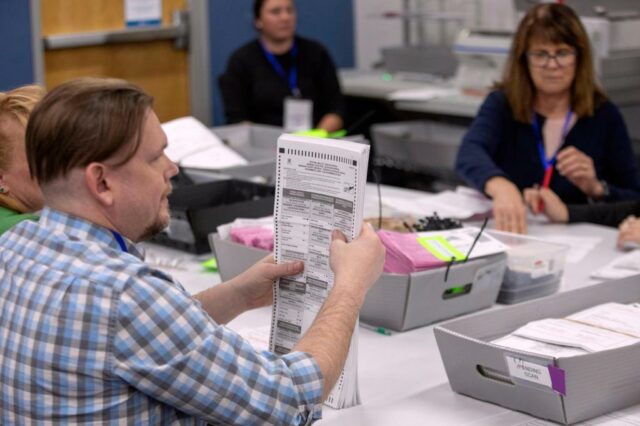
<box><xmin>527</xmin><ymin>49</ymin><xmax>576</xmax><ymax>68</ymax></box>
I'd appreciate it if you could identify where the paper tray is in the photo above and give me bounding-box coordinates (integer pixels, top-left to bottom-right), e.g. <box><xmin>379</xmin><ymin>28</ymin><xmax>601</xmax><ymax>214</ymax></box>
<box><xmin>152</xmin><ymin>179</ymin><xmax>274</xmax><ymax>254</ymax></box>
<box><xmin>434</xmin><ymin>276</ymin><xmax>640</xmax><ymax>425</ymax></box>
<box><xmin>210</xmin><ymin>233</ymin><xmax>507</xmax><ymax>331</ymax></box>
<box><xmin>184</xmin><ymin>124</ymin><xmax>369</xmax><ymax>184</ymax></box>
<box><xmin>183</xmin><ymin>123</ymin><xmax>283</xmax><ymax>183</ymax></box>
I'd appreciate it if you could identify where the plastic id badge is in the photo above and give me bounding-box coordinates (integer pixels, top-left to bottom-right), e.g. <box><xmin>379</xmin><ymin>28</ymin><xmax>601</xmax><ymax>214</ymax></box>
<box><xmin>284</xmin><ymin>97</ymin><xmax>313</xmax><ymax>132</ymax></box>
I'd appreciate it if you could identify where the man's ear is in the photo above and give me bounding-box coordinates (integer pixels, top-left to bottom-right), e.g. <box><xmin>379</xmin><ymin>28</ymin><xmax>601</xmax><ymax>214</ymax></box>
<box><xmin>85</xmin><ymin>163</ymin><xmax>114</xmax><ymax>206</ymax></box>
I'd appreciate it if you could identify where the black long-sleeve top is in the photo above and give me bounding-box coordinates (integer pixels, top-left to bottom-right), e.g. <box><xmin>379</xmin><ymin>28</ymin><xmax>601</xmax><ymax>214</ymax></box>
<box><xmin>219</xmin><ymin>36</ymin><xmax>345</xmax><ymax>127</ymax></box>
<box><xmin>568</xmin><ymin>201</ymin><xmax>640</xmax><ymax>227</ymax></box>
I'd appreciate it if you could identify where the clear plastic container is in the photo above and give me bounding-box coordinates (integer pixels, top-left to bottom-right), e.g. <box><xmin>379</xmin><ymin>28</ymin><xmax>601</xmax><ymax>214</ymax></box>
<box><xmin>487</xmin><ymin>230</ymin><xmax>570</xmax><ymax>304</ymax></box>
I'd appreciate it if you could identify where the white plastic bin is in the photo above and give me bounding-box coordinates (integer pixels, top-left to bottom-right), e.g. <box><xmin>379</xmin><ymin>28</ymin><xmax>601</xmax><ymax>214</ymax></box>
<box><xmin>488</xmin><ymin>230</ymin><xmax>570</xmax><ymax>304</ymax></box>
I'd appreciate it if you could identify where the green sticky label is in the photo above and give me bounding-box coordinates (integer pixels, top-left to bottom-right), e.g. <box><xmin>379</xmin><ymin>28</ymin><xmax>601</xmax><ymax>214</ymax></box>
<box><xmin>201</xmin><ymin>257</ymin><xmax>218</xmax><ymax>272</ymax></box>
<box><xmin>416</xmin><ymin>236</ymin><xmax>466</xmax><ymax>261</ymax></box>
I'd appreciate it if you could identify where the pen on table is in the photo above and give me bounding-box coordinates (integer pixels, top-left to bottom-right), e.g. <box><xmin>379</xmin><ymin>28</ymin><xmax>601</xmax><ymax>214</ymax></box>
<box><xmin>360</xmin><ymin>322</ymin><xmax>392</xmax><ymax>336</ymax></box>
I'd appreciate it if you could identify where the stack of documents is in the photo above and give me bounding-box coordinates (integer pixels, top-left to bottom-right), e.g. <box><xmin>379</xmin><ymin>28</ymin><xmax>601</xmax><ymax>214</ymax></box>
<box><xmin>381</xmin><ymin>186</ymin><xmax>492</xmax><ymax>220</ymax></box>
<box><xmin>379</xmin><ymin>227</ymin><xmax>507</xmax><ymax>274</ymax></box>
<box><xmin>493</xmin><ymin>302</ymin><xmax>640</xmax><ymax>357</ymax></box>
<box><xmin>162</xmin><ymin>116</ymin><xmax>248</xmax><ymax>169</ymax></box>
<box><xmin>229</xmin><ymin>226</ymin><xmax>274</xmax><ymax>251</ymax></box>
<box><xmin>270</xmin><ymin>134</ymin><xmax>370</xmax><ymax>409</ymax></box>
<box><xmin>378</xmin><ymin>230</ymin><xmax>447</xmax><ymax>273</ymax></box>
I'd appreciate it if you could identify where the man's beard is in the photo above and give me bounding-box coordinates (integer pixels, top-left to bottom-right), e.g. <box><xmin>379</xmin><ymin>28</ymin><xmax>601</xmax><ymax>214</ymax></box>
<box><xmin>138</xmin><ymin>215</ymin><xmax>170</xmax><ymax>242</ymax></box>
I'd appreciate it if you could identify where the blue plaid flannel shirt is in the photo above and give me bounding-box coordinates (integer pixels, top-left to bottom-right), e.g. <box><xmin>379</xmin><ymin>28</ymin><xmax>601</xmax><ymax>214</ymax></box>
<box><xmin>0</xmin><ymin>208</ymin><xmax>323</xmax><ymax>425</ymax></box>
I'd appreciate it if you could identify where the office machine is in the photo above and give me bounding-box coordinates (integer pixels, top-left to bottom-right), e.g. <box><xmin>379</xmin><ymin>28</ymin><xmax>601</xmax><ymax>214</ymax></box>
<box><xmin>450</xmin><ymin>29</ymin><xmax>512</xmax><ymax>91</ymax></box>
<box><xmin>380</xmin><ymin>44</ymin><xmax>458</xmax><ymax>78</ymax></box>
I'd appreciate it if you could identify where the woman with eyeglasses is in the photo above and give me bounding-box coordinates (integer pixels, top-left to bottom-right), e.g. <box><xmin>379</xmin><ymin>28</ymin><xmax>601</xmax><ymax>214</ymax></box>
<box><xmin>455</xmin><ymin>3</ymin><xmax>640</xmax><ymax>234</ymax></box>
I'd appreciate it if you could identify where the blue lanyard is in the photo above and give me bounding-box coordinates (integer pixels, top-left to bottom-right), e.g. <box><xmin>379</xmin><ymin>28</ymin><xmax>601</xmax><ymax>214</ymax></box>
<box><xmin>110</xmin><ymin>230</ymin><xmax>128</xmax><ymax>253</ymax></box>
<box><xmin>531</xmin><ymin>110</ymin><xmax>574</xmax><ymax>170</ymax></box>
<box><xmin>260</xmin><ymin>40</ymin><xmax>300</xmax><ymax>97</ymax></box>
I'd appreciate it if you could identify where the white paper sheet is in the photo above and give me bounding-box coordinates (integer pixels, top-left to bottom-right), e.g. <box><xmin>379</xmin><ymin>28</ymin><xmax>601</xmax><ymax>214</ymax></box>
<box><xmin>537</xmin><ymin>235</ymin><xmax>601</xmax><ymax>264</ymax></box>
<box><xmin>161</xmin><ymin>116</ymin><xmax>248</xmax><ymax>169</ymax></box>
<box><xmin>512</xmin><ymin>318</ymin><xmax>640</xmax><ymax>353</ymax></box>
<box><xmin>591</xmin><ymin>250</ymin><xmax>640</xmax><ymax>280</ymax></box>
<box><xmin>382</xmin><ymin>186</ymin><xmax>492</xmax><ymax>219</ymax></box>
<box><xmin>568</xmin><ymin>303</ymin><xmax>640</xmax><ymax>338</ymax></box>
<box><xmin>493</xmin><ymin>335</ymin><xmax>587</xmax><ymax>358</ymax></box>
<box><xmin>387</xmin><ymin>86</ymin><xmax>459</xmax><ymax>101</ymax></box>
<box><xmin>179</xmin><ymin>145</ymin><xmax>248</xmax><ymax>169</ymax></box>
<box><xmin>416</xmin><ymin>226</ymin><xmax>507</xmax><ymax>261</ymax></box>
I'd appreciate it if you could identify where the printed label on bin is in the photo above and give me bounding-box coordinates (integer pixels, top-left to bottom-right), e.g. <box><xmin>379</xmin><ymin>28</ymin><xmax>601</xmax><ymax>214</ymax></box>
<box><xmin>530</xmin><ymin>258</ymin><xmax>553</xmax><ymax>279</ymax></box>
<box><xmin>417</xmin><ymin>236</ymin><xmax>466</xmax><ymax>261</ymax></box>
<box><xmin>505</xmin><ymin>355</ymin><xmax>566</xmax><ymax>395</ymax></box>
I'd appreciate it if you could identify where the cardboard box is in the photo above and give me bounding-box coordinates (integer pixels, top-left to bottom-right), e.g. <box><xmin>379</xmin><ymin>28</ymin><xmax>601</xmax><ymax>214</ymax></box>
<box><xmin>434</xmin><ymin>276</ymin><xmax>640</xmax><ymax>425</ymax></box>
<box><xmin>210</xmin><ymin>233</ymin><xmax>507</xmax><ymax>331</ymax></box>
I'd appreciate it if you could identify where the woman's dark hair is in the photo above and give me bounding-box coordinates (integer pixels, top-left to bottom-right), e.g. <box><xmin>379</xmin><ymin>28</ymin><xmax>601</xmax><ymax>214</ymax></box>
<box><xmin>498</xmin><ymin>3</ymin><xmax>606</xmax><ymax>122</ymax></box>
<box><xmin>253</xmin><ymin>0</ymin><xmax>266</xmax><ymax>20</ymax></box>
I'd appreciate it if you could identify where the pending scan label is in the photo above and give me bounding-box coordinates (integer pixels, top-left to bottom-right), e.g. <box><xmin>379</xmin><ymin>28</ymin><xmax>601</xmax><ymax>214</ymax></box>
<box><xmin>505</xmin><ymin>355</ymin><xmax>566</xmax><ymax>395</ymax></box>
<box><xmin>506</xmin><ymin>356</ymin><xmax>551</xmax><ymax>386</ymax></box>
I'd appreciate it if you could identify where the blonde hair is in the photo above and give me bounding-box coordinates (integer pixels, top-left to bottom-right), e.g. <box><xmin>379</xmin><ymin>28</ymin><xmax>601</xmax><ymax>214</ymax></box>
<box><xmin>0</xmin><ymin>85</ymin><xmax>45</xmax><ymax>169</ymax></box>
<box><xmin>0</xmin><ymin>84</ymin><xmax>45</xmax><ymax>212</ymax></box>
<box><xmin>498</xmin><ymin>4</ymin><xmax>606</xmax><ymax>123</ymax></box>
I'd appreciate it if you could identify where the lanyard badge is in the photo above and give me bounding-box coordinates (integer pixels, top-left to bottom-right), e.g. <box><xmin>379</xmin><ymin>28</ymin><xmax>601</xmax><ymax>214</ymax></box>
<box><xmin>260</xmin><ymin>41</ymin><xmax>300</xmax><ymax>97</ymax></box>
<box><xmin>110</xmin><ymin>230</ymin><xmax>128</xmax><ymax>253</ymax></box>
<box><xmin>531</xmin><ymin>110</ymin><xmax>574</xmax><ymax>187</ymax></box>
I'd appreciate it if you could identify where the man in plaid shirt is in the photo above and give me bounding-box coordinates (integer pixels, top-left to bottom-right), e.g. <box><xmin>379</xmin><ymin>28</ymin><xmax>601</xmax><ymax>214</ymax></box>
<box><xmin>0</xmin><ymin>78</ymin><xmax>385</xmax><ymax>425</ymax></box>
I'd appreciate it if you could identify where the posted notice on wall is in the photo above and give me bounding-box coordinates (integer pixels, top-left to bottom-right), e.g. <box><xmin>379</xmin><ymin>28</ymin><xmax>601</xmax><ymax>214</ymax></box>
<box><xmin>125</xmin><ymin>0</ymin><xmax>162</xmax><ymax>27</ymax></box>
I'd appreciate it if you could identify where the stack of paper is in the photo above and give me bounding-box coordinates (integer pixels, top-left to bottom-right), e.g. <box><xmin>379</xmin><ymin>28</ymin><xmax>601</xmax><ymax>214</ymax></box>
<box><xmin>379</xmin><ymin>227</ymin><xmax>507</xmax><ymax>274</ymax></box>
<box><xmin>493</xmin><ymin>302</ymin><xmax>640</xmax><ymax>358</ymax></box>
<box><xmin>230</xmin><ymin>226</ymin><xmax>274</xmax><ymax>251</ymax></box>
<box><xmin>162</xmin><ymin>116</ymin><xmax>248</xmax><ymax>170</ymax></box>
<box><xmin>217</xmin><ymin>217</ymin><xmax>273</xmax><ymax>241</ymax></box>
<box><xmin>378</xmin><ymin>230</ymin><xmax>445</xmax><ymax>273</ymax></box>
<box><xmin>270</xmin><ymin>134</ymin><xmax>370</xmax><ymax>409</ymax></box>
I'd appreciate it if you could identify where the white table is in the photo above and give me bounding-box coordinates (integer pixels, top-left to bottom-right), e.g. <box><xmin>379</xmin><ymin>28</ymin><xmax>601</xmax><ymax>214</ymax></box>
<box><xmin>145</xmin><ymin>184</ymin><xmax>627</xmax><ymax>425</ymax></box>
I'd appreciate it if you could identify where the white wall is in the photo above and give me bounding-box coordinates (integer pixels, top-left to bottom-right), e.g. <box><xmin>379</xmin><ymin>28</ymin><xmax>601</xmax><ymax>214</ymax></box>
<box><xmin>353</xmin><ymin>0</ymin><xmax>517</xmax><ymax>69</ymax></box>
<box><xmin>353</xmin><ymin>0</ymin><xmax>404</xmax><ymax>69</ymax></box>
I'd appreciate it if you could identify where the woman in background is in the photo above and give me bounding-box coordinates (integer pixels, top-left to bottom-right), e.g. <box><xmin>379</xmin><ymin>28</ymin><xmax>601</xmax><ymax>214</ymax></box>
<box><xmin>219</xmin><ymin>0</ymin><xmax>344</xmax><ymax>132</ymax></box>
<box><xmin>0</xmin><ymin>85</ymin><xmax>45</xmax><ymax>234</ymax></box>
<box><xmin>455</xmin><ymin>3</ymin><xmax>640</xmax><ymax>234</ymax></box>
